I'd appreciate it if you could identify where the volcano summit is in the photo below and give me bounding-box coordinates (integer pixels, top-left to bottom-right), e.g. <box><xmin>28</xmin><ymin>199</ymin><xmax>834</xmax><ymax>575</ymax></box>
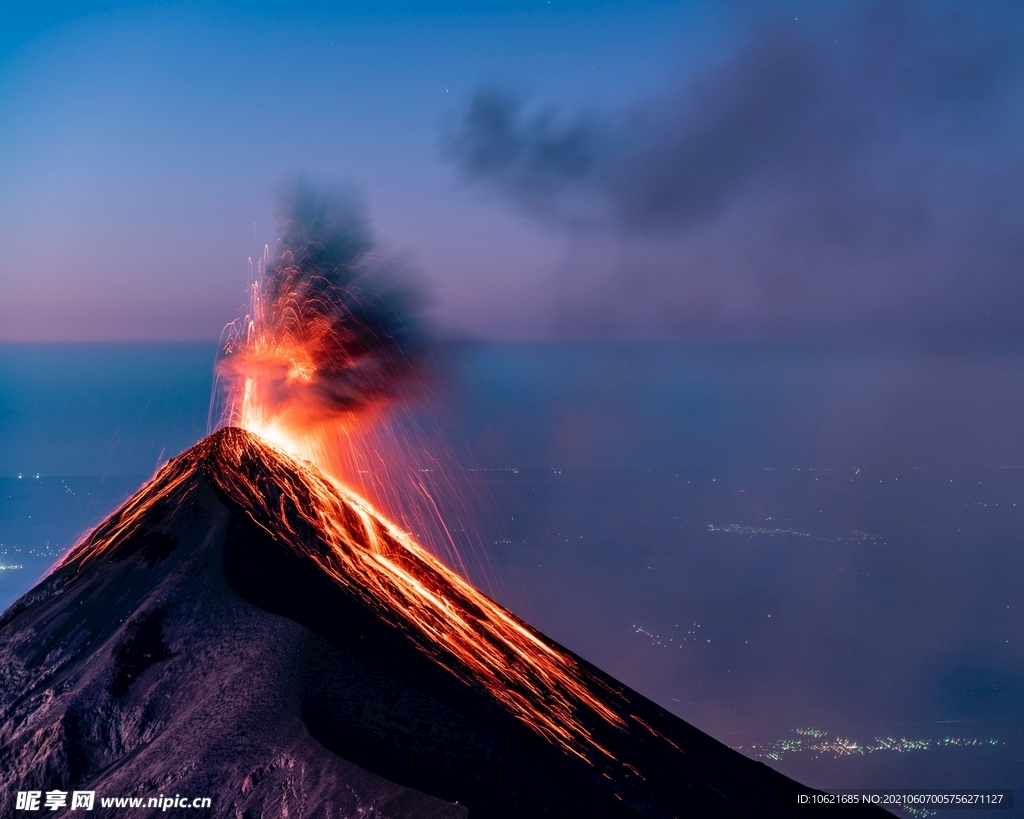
<box><xmin>0</xmin><ymin>428</ymin><xmax>886</xmax><ymax>817</ymax></box>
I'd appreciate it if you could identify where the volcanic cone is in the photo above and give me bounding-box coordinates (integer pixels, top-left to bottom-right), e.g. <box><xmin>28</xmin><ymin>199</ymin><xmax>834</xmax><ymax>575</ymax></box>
<box><xmin>0</xmin><ymin>428</ymin><xmax>887</xmax><ymax>817</ymax></box>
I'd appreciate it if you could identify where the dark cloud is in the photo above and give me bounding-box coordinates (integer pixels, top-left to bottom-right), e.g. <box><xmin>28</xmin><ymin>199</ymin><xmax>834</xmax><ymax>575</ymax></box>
<box><xmin>612</xmin><ymin>30</ymin><xmax>823</xmax><ymax>232</ymax></box>
<box><xmin>447</xmin><ymin>1</ymin><xmax>1024</xmax><ymax>341</ymax></box>
<box><xmin>448</xmin><ymin>89</ymin><xmax>604</xmax><ymax>224</ymax></box>
<box><xmin>218</xmin><ymin>179</ymin><xmax>427</xmax><ymax>421</ymax></box>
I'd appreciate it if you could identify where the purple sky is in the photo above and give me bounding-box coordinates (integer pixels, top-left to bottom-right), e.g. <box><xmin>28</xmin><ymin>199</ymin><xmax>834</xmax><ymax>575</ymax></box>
<box><xmin>2</xmin><ymin>1</ymin><xmax>1022</xmax><ymax>342</ymax></box>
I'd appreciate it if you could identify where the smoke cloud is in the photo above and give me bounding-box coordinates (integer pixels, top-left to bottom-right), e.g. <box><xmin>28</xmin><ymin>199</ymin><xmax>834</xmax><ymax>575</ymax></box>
<box><xmin>448</xmin><ymin>1</ymin><xmax>1024</xmax><ymax>341</ymax></box>
<box><xmin>218</xmin><ymin>179</ymin><xmax>425</xmax><ymax>425</ymax></box>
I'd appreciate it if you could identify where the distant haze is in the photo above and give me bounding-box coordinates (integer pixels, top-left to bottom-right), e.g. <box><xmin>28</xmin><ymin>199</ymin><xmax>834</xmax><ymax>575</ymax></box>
<box><xmin>5</xmin><ymin>342</ymin><xmax>1024</xmax><ymax>478</ymax></box>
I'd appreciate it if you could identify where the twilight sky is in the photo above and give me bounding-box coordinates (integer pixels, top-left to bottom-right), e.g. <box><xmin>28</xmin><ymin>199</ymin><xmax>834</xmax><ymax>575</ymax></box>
<box><xmin>1</xmin><ymin>1</ymin><xmax>1021</xmax><ymax>342</ymax></box>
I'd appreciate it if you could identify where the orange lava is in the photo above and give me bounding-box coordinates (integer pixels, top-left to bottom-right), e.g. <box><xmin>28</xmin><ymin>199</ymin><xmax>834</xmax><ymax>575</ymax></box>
<box><xmin>212</xmin><ymin>254</ymin><xmax>476</xmax><ymax>573</ymax></box>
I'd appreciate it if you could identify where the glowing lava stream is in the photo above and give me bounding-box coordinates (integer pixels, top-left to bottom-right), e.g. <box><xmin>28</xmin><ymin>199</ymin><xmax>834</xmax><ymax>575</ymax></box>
<box><xmin>62</xmin><ymin>427</ymin><xmax>631</xmax><ymax>764</ymax></box>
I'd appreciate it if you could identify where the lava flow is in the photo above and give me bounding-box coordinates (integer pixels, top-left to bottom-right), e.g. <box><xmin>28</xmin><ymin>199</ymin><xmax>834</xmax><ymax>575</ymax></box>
<box><xmin>63</xmin><ymin>428</ymin><xmax>632</xmax><ymax>763</ymax></box>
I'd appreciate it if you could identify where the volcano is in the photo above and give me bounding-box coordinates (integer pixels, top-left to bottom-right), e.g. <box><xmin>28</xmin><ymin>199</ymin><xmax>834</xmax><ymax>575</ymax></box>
<box><xmin>0</xmin><ymin>428</ymin><xmax>885</xmax><ymax>817</ymax></box>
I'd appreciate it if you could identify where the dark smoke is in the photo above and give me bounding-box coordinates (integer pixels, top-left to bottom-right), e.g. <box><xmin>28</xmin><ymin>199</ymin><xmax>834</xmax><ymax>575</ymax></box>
<box><xmin>447</xmin><ymin>1</ymin><xmax>1024</xmax><ymax>341</ymax></box>
<box><xmin>219</xmin><ymin>180</ymin><xmax>425</xmax><ymax>420</ymax></box>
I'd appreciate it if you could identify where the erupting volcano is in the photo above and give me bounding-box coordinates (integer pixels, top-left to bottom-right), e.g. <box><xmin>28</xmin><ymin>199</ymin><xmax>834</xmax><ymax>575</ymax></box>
<box><xmin>0</xmin><ymin>428</ymin><xmax>888</xmax><ymax>817</ymax></box>
<box><xmin>0</xmin><ymin>185</ymin><xmax>888</xmax><ymax>816</ymax></box>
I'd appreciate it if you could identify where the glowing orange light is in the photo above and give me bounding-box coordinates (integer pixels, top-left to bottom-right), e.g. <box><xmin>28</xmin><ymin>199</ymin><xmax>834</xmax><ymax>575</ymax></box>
<box><xmin>62</xmin><ymin>428</ymin><xmax>633</xmax><ymax>763</ymax></box>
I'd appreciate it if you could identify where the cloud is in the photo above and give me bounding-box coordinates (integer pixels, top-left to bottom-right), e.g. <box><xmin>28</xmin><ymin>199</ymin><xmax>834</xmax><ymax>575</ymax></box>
<box><xmin>447</xmin><ymin>0</ymin><xmax>1024</xmax><ymax>341</ymax></box>
<box><xmin>218</xmin><ymin>178</ymin><xmax>428</xmax><ymax>423</ymax></box>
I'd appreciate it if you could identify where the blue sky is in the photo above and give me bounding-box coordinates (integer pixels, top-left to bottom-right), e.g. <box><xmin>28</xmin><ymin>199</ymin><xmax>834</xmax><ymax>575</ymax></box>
<box><xmin>0</xmin><ymin>1</ymin><xmax>703</xmax><ymax>341</ymax></box>
<box><xmin>2</xmin><ymin>2</ymin><xmax>1022</xmax><ymax>342</ymax></box>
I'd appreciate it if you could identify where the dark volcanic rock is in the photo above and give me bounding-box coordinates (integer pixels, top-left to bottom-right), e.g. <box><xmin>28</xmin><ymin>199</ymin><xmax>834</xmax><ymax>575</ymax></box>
<box><xmin>0</xmin><ymin>429</ymin><xmax>889</xmax><ymax>818</ymax></box>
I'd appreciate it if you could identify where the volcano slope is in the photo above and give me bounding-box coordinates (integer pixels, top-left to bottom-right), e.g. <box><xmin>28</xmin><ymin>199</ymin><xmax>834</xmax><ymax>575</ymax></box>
<box><xmin>0</xmin><ymin>428</ymin><xmax>887</xmax><ymax>818</ymax></box>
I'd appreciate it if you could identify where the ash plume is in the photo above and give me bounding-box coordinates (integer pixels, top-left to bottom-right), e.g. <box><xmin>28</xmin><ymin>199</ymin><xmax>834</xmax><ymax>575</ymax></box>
<box><xmin>218</xmin><ymin>180</ymin><xmax>426</xmax><ymax>425</ymax></box>
<box><xmin>447</xmin><ymin>0</ymin><xmax>1024</xmax><ymax>342</ymax></box>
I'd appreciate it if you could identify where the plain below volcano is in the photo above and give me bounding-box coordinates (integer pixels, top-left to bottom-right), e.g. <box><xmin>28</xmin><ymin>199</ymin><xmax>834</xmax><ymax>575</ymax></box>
<box><xmin>0</xmin><ymin>428</ymin><xmax>888</xmax><ymax>818</ymax></box>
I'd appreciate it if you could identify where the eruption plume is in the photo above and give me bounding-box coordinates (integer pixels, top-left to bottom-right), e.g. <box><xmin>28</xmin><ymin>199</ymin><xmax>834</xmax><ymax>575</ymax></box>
<box><xmin>213</xmin><ymin>182</ymin><xmax>480</xmax><ymax>578</ymax></box>
<box><xmin>217</xmin><ymin>180</ymin><xmax>425</xmax><ymax>455</ymax></box>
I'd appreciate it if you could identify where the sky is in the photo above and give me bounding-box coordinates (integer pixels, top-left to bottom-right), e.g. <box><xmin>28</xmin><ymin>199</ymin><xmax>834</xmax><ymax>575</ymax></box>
<box><xmin>1</xmin><ymin>1</ymin><xmax>1022</xmax><ymax>343</ymax></box>
<box><xmin>2</xmin><ymin>6</ymin><xmax>1024</xmax><ymax>796</ymax></box>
